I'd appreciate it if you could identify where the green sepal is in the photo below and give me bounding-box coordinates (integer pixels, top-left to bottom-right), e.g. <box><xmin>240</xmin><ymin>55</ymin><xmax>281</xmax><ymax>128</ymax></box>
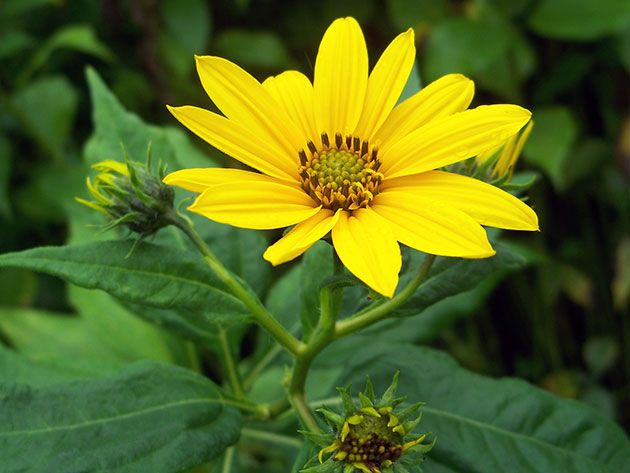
<box><xmin>337</xmin><ymin>386</ymin><xmax>356</xmax><ymax>416</ymax></box>
<box><xmin>316</xmin><ymin>407</ymin><xmax>345</xmax><ymax>429</ymax></box>
<box><xmin>380</xmin><ymin>371</ymin><xmax>400</xmax><ymax>407</ymax></box>
<box><xmin>299</xmin><ymin>430</ymin><xmax>336</xmax><ymax>448</ymax></box>
<box><xmin>396</xmin><ymin>402</ymin><xmax>424</xmax><ymax>421</ymax></box>
<box><xmin>342</xmin><ymin>465</ymin><xmax>355</xmax><ymax>473</ymax></box>
<box><xmin>301</xmin><ymin>459</ymin><xmax>342</xmax><ymax>473</ymax></box>
<box><xmin>363</xmin><ymin>376</ymin><xmax>376</xmax><ymax>403</ymax></box>
<box><xmin>401</xmin><ymin>415</ymin><xmax>422</xmax><ymax>435</ymax></box>
<box><xmin>358</xmin><ymin>391</ymin><xmax>374</xmax><ymax>409</ymax></box>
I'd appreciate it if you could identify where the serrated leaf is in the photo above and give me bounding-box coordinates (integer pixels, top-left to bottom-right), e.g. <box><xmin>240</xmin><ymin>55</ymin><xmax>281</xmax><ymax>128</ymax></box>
<box><xmin>0</xmin><ymin>362</ymin><xmax>242</xmax><ymax>473</ymax></box>
<box><xmin>339</xmin><ymin>345</ymin><xmax>630</xmax><ymax>473</ymax></box>
<box><xmin>84</xmin><ymin>67</ymin><xmax>217</xmax><ymax>169</ymax></box>
<box><xmin>392</xmin><ymin>243</ymin><xmax>526</xmax><ymax>318</ymax></box>
<box><xmin>0</xmin><ymin>240</ymin><xmax>250</xmax><ymax>323</ymax></box>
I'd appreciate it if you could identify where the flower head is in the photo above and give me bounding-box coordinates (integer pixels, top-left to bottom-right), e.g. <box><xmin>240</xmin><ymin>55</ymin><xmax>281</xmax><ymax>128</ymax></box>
<box><xmin>77</xmin><ymin>157</ymin><xmax>174</xmax><ymax>236</ymax></box>
<box><xmin>164</xmin><ymin>17</ymin><xmax>538</xmax><ymax>297</ymax></box>
<box><xmin>301</xmin><ymin>373</ymin><xmax>433</xmax><ymax>473</ymax></box>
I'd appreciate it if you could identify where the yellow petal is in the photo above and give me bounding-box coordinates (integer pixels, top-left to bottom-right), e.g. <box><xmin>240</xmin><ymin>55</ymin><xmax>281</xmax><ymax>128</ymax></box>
<box><xmin>354</xmin><ymin>28</ymin><xmax>416</xmax><ymax>140</ymax></box>
<box><xmin>382</xmin><ymin>171</ymin><xmax>539</xmax><ymax>231</ymax></box>
<box><xmin>382</xmin><ymin>105</ymin><xmax>532</xmax><ymax>178</ymax></box>
<box><xmin>164</xmin><ymin>168</ymin><xmax>280</xmax><ymax>193</ymax></box>
<box><xmin>188</xmin><ymin>180</ymin><xmax>320</xmax><ymax>230</ymax></box>
<box><xmin>331</xmin><ymin>209</ymin><xmax>401</xmax><ymax>298</ymax></box>
<box><xmin>374</xmin><ymin>73</ymin><xmax>474</xmax><ymax>154</ymax></box>
<box><xmin>372</xmin><ymin>191</ymin><xmax>495</xmax><ymax>258</ymax></box>
<box><xmin>263</xmin><ymin>209</ymin><xmax>341</xmax><ymax>265</ymax></box>
<box><xmin>167</xmin><ymin>105</ymin><xmax>298</xmax><ymax>181</ymax></box>
<box><xmin>262</xmin><ymin>71</ymin><xmax>319</xmax><ymax>148</ymax></box>
<box><xmin>195</xmin><ymin>55</ymin><xmax>304</xmax><ymax>157</ymax></box>
<box><xmin>314</xmin><ymin>17</ymin><xmax>368</xmax><ymax>138</ymax></box>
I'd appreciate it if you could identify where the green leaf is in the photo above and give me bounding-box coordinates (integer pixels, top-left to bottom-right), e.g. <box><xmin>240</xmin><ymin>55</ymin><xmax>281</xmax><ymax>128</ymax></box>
<box><xmin>0</xmin><ymin>361</ymin><xmax>242</xmax><ymax>472</ymax></box>
<box><xmin>84</xmin><ymin>67</ymin><xmax>217</xmax><ymax>169</ymax></box>
<box><xmin>0</xmin><ymin>240</ymin><xmax>250</xmax><ymax>323</ymax></box>
<box><xmin>23</xmin><ymin>24</ymin><xmax>113</xmax><ymax>80</ymax></box>
<box><xmin>159</xmin><ymin>0</ymin><xmax>212</xmax><ymax>77</ymax></box>
<box><xmin>386</xmin><ymin>0</ymin><xmax>448</xmax><ymax>31</ymax></box>
<box><xmin>10</xmin><ymin>76</ymin><xmax>78</xmax><ymax>162</ymax></box>
<box><xmin>522</xmin><ymin>106</ymin><xmax>579</xmax><ymax>190</ymax></box>
<box><xmin>338</xmin><ymin>345</ymin><xmax>630</xmax><ymax>473</ymax></box>
<box><xmin>0</xmin><ymin>344</ymin><xmax>81</xmax><ymax>386</ymax></box>
<box><xmin>163</xmin><ymin>0</ymin><xmax>211</xmax><ymax>53</ymax></box>
<box><xmin>423</xmin><ymin>18</ymin><xmax>510</xmax><ymax>81</ymax></box>
<box><xmin>0</xmin><ymin>30</ymin><xmax>34</xmax><ymax>59</ymax></box>
<box><xmin>392</xmin><ymin>243</ymin><xmax>526</xmax><ymax>317</ymax></box>
<box><xmin>529</xmin><ymin>0</ymin><xmax>630</xmax><ymax>41</ymax></box>
<box><xmin>213</xmin><ymin>30</ymin><xmax>292</xmax><ymax>70</ymax></box>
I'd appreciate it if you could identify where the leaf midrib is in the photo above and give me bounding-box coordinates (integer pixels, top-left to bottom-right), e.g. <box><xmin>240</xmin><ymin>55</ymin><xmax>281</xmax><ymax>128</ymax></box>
<box><xmin>0</xmin><ymin>252</ymin><xmax>244</xmax><ymax>308</ymax></box>
<box><xmin>423</xmin><ymin>406</ymin><xmax>625</xmax><ymax>472</ymax></box>
<box><xmin>0</xmin><ymin>397</ymin><xmax>223</xmax><ymax>437</ymax></box>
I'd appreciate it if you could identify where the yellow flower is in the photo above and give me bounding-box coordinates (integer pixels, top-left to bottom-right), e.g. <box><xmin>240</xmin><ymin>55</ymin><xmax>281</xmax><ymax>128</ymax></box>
<box><xmin>163</xmin><ymin>17</ymin><xmax>538</xmax><ymax>297</ymax></box>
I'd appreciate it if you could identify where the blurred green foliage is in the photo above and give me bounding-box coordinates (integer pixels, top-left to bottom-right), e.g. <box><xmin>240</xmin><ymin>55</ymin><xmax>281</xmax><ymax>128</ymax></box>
<box><xmin>0</xmin><ymin>0</ymin><xmax>628</xmax><ymax>449</ymax></box>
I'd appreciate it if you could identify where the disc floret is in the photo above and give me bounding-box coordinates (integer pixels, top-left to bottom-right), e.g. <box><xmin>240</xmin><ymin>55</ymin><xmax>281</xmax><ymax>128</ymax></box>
<box><xmin>299</xmin><ymin>132</ymin><xmax>383</xmax><ymax>211</ymax></box>
<box><xmin>300</xmin><ymin>373</ymin><xmax>434</xmax><ymax>473</ymax></box>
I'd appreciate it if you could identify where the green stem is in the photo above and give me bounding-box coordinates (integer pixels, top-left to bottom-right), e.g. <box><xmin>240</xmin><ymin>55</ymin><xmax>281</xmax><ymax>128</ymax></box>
<box><xmin>288</xmin><ymin>283</ymin><xmax>337</xmax><ymax>433</ymax></box>
<box><xmin>220</xmin><ymin>396</ymin><xmax>270</xmax><ymax>418</ymax></box>
<box><xmin>171</xmin><ymin>214</ymin><xmax>303</xmax><ymax>356</ymax></box>
<box><xmin>241</xmin><ymin>427</ymin><xmax>303</xmax><ymax>449</ymax></box>
<box><xmin>334</xmin><ymin>254</ymin><xmax>436</xmax><ymax>338</ymax></box>
<box><xmin>218</xmin><ymin>328</ymin><xmax>245</xmax><ymax>400</ymax></box>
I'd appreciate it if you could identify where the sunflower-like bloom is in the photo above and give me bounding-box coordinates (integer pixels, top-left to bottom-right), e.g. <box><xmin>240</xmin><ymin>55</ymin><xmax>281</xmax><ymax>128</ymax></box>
<box><xmin>164</xmin><ymin>17</ymin><xmax>538</xmax><ymax>297</ymax></box>
<box><xmin>301</xmin><ymin>373</ymin><xmax>433</xmax><ymax>473</ymax></box>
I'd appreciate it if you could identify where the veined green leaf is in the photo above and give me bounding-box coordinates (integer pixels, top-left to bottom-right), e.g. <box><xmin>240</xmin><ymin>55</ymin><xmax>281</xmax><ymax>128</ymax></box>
<box><xmin>392</xmin><ymin>242</ymin><xmax>526</xmax><ymax>317</ymax></box>
<box><xmin>337</xmin><ymin>345</ymin><xmax>630</xmax><ymax>473</ymax></box>
<box><xmin>0</xmin><ymin>240</ymin><xmax>250</xmax><ymax>323</ymax></box>
<box><xmin>84</xmin><ymin>67</ymin><xmax>217</xmax><ymax>169</ymax></box>
<box><xmin>0</xmin><ymin>362</ymin><xmax>242</xmax><ymax>473</ymax></box>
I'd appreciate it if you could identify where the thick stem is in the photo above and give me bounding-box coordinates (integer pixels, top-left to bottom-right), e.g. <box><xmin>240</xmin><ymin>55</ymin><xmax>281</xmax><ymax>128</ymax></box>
<box><xmin>334</xmin><ymin>254</ymin><xmax>437</xmax><ymax>338</ymax></box>
<box><xmin>288</xmin><ymin>285</ymin><xmax>337</xmax><ymax>432</ymax></box>
<box><xmin>171</xmin><ymin>215</ymin><xmax>303</xmax><ymax>356</ymax></box>
<box><xmin>218</xmin><ymin>328</ymin><xmax>245</xmax><ymax>400</ymax></box>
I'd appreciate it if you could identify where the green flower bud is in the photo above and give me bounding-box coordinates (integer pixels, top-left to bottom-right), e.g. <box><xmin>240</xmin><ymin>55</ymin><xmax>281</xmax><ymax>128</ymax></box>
<box><xmin>301</xmin><ymin>373</ymin><xmax>434</xmax><ymax>473</ymax></box>
<box><xmin>76</xmin><ymin>155</ymin><xmax>174</xmax><ymax>237</ymax></box>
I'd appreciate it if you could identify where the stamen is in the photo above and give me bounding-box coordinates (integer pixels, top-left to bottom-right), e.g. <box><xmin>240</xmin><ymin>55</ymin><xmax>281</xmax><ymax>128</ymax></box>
<box><xmin>298</xmin><ymin>133</ymin><xmax>383</xmax><ymax>211</ymax></box>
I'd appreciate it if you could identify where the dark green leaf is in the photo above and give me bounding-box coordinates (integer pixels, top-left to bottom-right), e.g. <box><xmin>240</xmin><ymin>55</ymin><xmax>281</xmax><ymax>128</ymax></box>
<box><xmin>0</xmin><ymin>240</ymin><xmax>250</xmax><ymax>323</ymax></box>
<box><xmin>423</xmin><ymin>18</ymin><xmax>510</xmax><ymax>81</ymax></box>
<box><xmin>10</xmin><ymin>76</ymin><xmax>78</xmax><ymax>161</ymax></box>
<box><xmin>0</xmin><ymin>344</ymin><xmax>81</xmax><ymax>386</ymax></box>
<box><xmin>392</xmin><ymin>243</ymin><xmax>526</xmax><ymax>317</ymax></box>
<box><xmin>529</xmin><ymin>0</ymin><xmax>630</xmax><ymax>41</ymax></box>
<box><xmin>386</xmin><ymin>0</ymin><xmax>448</xmax><ymax>31</ymax></box>
<box><xmin>163</xmin><ymin>0</ymin><xmax>211</xmax><ymax>53</ymax></box>
<box><xmin>0</xmin><ymin>362</ymin><xmax>242</xmax><ymax>473</ymax></box>
<box><xmin>213</xmin><ymin>30</ymin><xmax>292</xmax><ymax>70</ymax></box>
<box><xmin>522</xmin><ymin>106</ymin><xmax>579</xmax><ymax>190</ymax></box>
<box><xmin>338</xmin><ymin>346</ymin><xmax>630</xmax><ymax>473</ymax></box>
<box><xmin>84</xmin><ymin>67</ymin><xmax>217</xmax><ymax>169</ymax></box>
<box><xmin>23</xmin><ymin>24</ymin><xmax>113</xmax><ymax>80</ymax></box>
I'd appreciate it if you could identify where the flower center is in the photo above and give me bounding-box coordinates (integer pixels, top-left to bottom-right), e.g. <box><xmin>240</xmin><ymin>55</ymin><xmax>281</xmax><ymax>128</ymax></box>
<box><xmin>298</xmin><ymin>132</ymin><xmax>383</xmax><ymax>210</ymax></box>
<box><xmin>338</xmin><ymin>415</ymin><xmax>404</xmax><ymax>468</ymax></box>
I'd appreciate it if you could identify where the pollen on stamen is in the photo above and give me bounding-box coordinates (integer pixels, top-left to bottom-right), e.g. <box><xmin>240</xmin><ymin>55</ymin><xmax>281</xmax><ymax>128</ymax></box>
<box><xmin>298</xmin><ymin>132</ymin><xmax>384</xmax><ymax>211</ymax></box>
